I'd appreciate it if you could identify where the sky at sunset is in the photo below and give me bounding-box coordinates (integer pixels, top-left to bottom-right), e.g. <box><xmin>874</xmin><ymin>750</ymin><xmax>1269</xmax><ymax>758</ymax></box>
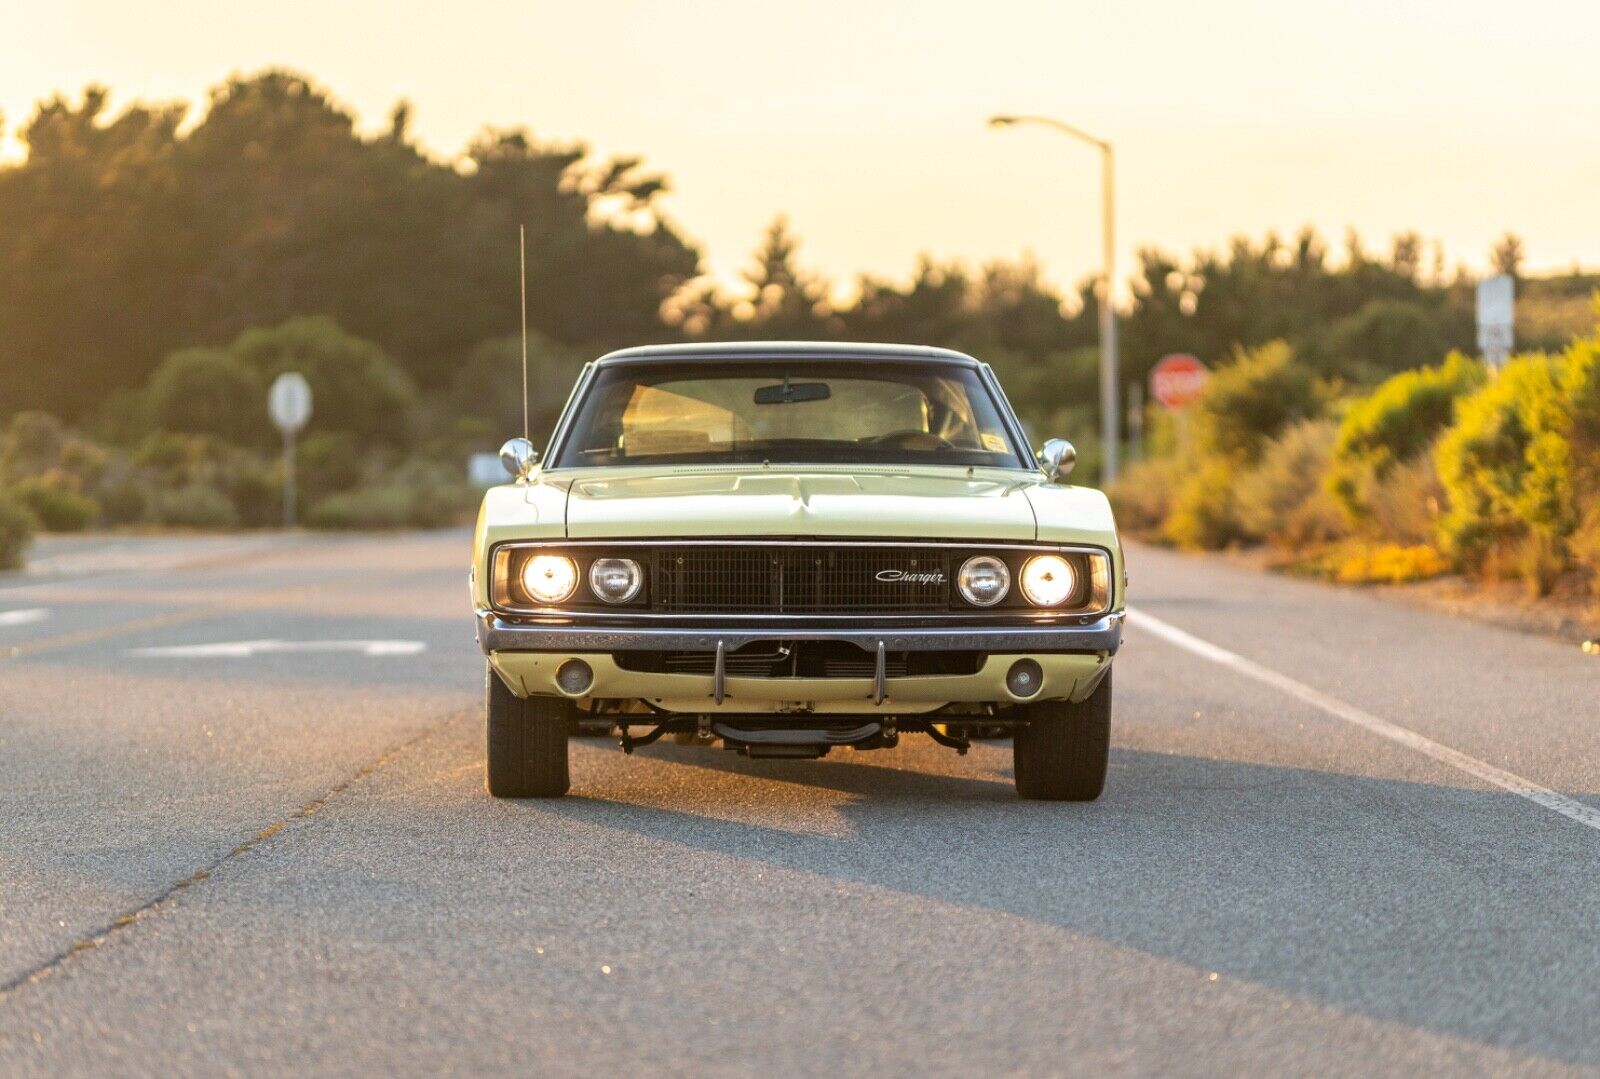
<box><xmin>6</xmin><ymin>0</ymin><xmax>1597</xmax><ymax>295</ymax></box>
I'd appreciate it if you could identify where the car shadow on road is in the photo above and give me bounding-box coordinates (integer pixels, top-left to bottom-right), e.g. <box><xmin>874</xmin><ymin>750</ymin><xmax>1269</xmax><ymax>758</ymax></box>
<box><xmin>531</xmin><ymin>742</ymin><xmax>1600</xmax><ymax>1069</ymax></box>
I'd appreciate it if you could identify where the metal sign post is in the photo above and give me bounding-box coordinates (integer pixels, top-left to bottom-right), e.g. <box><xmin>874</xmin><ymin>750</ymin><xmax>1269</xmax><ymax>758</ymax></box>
<box><xmin>1476</xmin><ymin>274</ymin><xmax>1515</xmax><ymax>371</ymax></box>
<box><xmin>268</xmin><ymin>373</ymin><xmax>313</xmax><ymax>528</ymax></box>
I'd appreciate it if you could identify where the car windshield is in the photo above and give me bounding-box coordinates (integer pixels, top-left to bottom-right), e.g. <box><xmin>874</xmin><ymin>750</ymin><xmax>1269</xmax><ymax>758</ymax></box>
<box><xmin>551</xmin><ymin>360</ymin><xmax>1029</xmax><ymax>469</ymax></box>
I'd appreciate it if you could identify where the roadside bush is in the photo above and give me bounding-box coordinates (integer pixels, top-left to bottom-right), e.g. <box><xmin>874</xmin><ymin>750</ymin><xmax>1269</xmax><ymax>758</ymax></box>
<box><xmin>1328</xmin><ymin>353</ymin><xmax>1485</xmax><ymax>523</ymax></box>
<box><xmin>229</xmin><ymin>316</ymin><xmax>417</xmax><ymax>446</ymax></box>
<box><xmin>1434</xmin><ymin>353</ymin><xmax>1573</xmax><ymax>586</ymax></box>
<box><xmin>1234</xmin><ymin>419</ymin><xmax>1347</xmax><ymax>547</ymax></box>
<box><xmin>1314</xmin><ymin>299</ymin><xmax>1451</xmax><ymax>384</ymax></box>
<box><xmin>9</xmin><ymin>474</ymin><xmax>97</xmax><ymax>532</ymax></box>
<box><xmin>146</xmin><ymin>348</ymin><xmax>266</xmax><ymax>440</ymax></box>
<box><xmin>0</xmin><ymin>411</ymin><xmax>67</xmax><ymax>478</ymax></box>
<box><xmin>304</xmin><ymin>484</ymin><xmax>473</xmax><ymax>530</ymax></box>
<box><xmin>1331</xmin><ymin>543</ymin><xmax>1451</xmax><ymax>585</ymax></box>
<box><xmin>305</xmin><ymin>487</ymin><xmax>417</xmax><ymax>530</ymax></box>
<box><xmin>296</xmin><ymin>431</ymin><xmax>365</xmax><ymax>504</ymax></box>
<box><xmin>152</xmin><ymin>483</ymin><xmax>240</xmax><ymax>529</ymax></box>
<box><xmin>1107</xmin><ymin>457</ymin><xmax>1184</xmax><ymax>537</ymax></box>
<box><xmin>1191</xmin><ymin>341</ymin><xmax>1323</xmax><ymax>464</ymax></box>
<box><xmin>1364</xmin><ymin>455</ymin><xmax>1447</xmax><ymax>547</ymax></box>
<box><xmin>1163</xmin><ymin>460</ymin><xmax>1243</xmax><ymax>550</ymax></box>
<box><xmin>1571</xmin><ymin>505</ymin><xmax>1600</xmax><ymax>598</ymax></box>
<box><xmin>95</xmin><ymin>473</ymin><xmax>152</xmax><ymax>527</ymax></box>
<box><xmin>0</xmin><ymin>489</ymin><xmax>37</xmax><ymax>570</ymax></box>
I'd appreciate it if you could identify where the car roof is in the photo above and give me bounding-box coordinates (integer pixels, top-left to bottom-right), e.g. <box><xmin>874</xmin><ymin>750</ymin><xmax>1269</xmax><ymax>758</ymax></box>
<box><xmin>592</xmin><ymin>341</ymin><xmax>982</xmax><ymax>367</ymax></box>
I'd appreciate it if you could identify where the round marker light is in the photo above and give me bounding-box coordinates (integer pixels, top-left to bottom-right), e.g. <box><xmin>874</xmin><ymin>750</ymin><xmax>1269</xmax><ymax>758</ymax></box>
<box><xmin>588</xmin><ymin>557</ymin><xmax>643</xmax><ymax>604</ymax></box>
<box><xmin>1020</xmin><ymin>555</ymin><xmax>1077</xmax><ymax>607</ymax></box>
<box><xmin>957</xmin><ymin>555</ymin><xmax>1010</xmax><ymax>607</ymax></box>
<box><xmin>556</xmin><ymin>659</ymin><xmax>594</xmax><ymax>696</ymax></box>
<box><xmin>521</xmin><ymin>554</ymin><xmax>578</xmax><ymax>604</ymax></box>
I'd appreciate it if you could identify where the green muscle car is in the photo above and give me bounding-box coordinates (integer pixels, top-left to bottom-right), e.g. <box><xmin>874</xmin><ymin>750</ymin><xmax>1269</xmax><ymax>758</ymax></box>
<box><xmin>472</xmin><ymin>342</ymin><xmax>1124</xmax><ymax>800</ymax></box>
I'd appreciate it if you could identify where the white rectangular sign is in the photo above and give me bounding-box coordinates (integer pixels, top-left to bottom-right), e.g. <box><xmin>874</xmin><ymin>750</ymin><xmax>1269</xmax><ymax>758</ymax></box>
<box><xmin>1476</xmin><ymin>274</ymin><xmax>1515</xmax><ymax>364</ymax></box>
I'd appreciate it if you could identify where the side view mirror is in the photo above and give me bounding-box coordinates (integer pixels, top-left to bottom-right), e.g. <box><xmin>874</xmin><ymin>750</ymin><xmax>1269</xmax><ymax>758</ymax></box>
<box><xmin>1037</xmin><ymin>438</ymin><xmax>1076</xmax><ymax>482</ymax></box>
<box><xmin>499</xmin><ymin>437</ymin><xmax>539</xmax><ymax>481</ymax></box>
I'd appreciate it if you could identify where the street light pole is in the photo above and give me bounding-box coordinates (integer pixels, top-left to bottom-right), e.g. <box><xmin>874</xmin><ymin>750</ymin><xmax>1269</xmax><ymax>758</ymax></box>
<box><xmin>988</xmin><ymin>114</ymin><xmax>1120</xmax><ymax>484</ymax></box>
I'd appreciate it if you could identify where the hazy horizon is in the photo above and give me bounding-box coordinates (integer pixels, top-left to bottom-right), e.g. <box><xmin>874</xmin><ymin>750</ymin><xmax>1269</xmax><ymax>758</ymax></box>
<box><xmin>6</xmin><ymin>0</ymin><xmax>1598</xmax><ymax>293</ymax></box>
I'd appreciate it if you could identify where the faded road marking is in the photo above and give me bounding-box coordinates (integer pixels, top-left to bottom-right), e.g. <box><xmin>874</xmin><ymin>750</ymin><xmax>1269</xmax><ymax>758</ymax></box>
<box><xmin>0</xmin><ymin>607</ymin><xmax>48</xmax><ymax>627</ymax></box>
<box><xmin>1130</xmin><ymin>606</ymin><xmax>1600</xmax><ymax>836</ymax></box>
<box><xmin>131</xmin><ymin>639</ymin><xmax>427</xmax><ymax>658</ymax></box>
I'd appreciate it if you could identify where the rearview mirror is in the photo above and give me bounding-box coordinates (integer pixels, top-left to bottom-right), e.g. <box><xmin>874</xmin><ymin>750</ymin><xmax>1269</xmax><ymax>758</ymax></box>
<box><xmin>754</xmin><ymin>380</ymin><xmax>831</xmax><ymax>405</ymax></box>
<box><xmin>1038</xmin><ymin>438</ymin><xmax>1075</xmax><ymax>482</ymax></box>
<box><xmin>499</xmin><ymin>437</ymin><xmax>539</xmax><ymax>480</ymax></box>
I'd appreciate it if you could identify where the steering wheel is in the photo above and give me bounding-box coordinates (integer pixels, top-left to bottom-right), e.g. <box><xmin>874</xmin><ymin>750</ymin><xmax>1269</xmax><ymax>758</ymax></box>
<box><xmin>864</xmin><ymin>430</ymin><xmax>956</xmax><ymax>451</ymax></box>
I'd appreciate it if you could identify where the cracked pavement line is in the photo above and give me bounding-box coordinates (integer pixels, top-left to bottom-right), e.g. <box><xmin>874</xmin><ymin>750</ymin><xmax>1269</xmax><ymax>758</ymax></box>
<box><xmin>0</xmin><ymin>710</ymin><xmax>470</xmax><ymax>1000</ymax></box>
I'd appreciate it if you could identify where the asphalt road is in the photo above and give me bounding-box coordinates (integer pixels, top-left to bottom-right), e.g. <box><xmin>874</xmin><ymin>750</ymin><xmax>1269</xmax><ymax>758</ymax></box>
<box><xmin>1</xmin><ymin>530</ymin><xmax>1598</xmax><ymax>1076</ymax></box>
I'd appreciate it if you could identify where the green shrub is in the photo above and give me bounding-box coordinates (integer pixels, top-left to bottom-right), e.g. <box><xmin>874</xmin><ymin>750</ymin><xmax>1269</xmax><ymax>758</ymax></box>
<box><xmin>1562</xmin><ymin>330</ymin><xmax>1600</xmax><ymax>500</ymax></box>
<box><xmin>306</xmin><ymin>481</ymin><xmax>475</xmax><ymax>530</ymax></box>
<box><xmin>1315</xmin><ymin>299</ymin><xmax>1451</xmax><ymax>383</ymax></box>
<box><xmin>0</xmin><ymin>489</ymin><xmax>37</xmax><ymax>570</ymax></box>
<box><xmin>146</xmin><ymin>348</ymin><xmax>266</xmax><ymax>440</ymax></box>
<box><xmin>1107</xmin><ymin>458</ymin><xmax>1185</xmax><ymax>537</ymax></box>
<box><xmin>152</xmin><ymin>483</ymin><xmax>240</xmax><ymax>529</ymax></box>
<box><xmin>1328</xmin><ymin>352</ymin><xmax>1485</xmax><ymax>522</ymax></box>
<box><xmin>1234</xmin><ymin>419</ymin><xmax>1347</xmax><ymax>547</ymax></box>
<box><xmin>1434</xmin><ymin>353</ymin><xmax>1573</xmax><ymax>577</ymax></box>
<box><xmin>1364</xmin><ymin>455</ymin><xmax>1447</xmax><ymax>547</ymax></box>
<box><xmin>96</xmin><ymin>475</ymin><xmax>152</xmax><ymax>526</ymax></box>
<box><xmin>0</xmin><ymin>411</ymin><xmax>68</xmax><ymax>478</ymax></box>
<box><xmin>1163</xmin><ymin>460</ymin><xmax>1243</xmax><ymax>550</ymax></box>
<box><xmin>1571</xmin><ymin>505</ymin><xmax>1600</xmax><ymax>598</ymax></box>
<box><xmin>296</xmin><ymin>431</ymin><xmax>365</xmax><ymax>503</ymax></box>
<box><xmin>229</xmin><ymin>316</ymin><xmax>417</xmax><ymax>446</ymax></box>
<box><xmin>1191</xmin><ymin>341</ymin><xmax>1323</xmax><ymax>464</ymax></box>
<box><xmin>10</xmin><ymin>474</ymin><xmax>97</xmax><ymax>532</ymax></box>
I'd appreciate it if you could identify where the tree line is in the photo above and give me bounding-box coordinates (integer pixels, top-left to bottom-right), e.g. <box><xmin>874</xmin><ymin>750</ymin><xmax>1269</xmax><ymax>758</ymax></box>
<box><xmin>2</xmin><ymin>68</ymin><xmax>1597</xmax><ymax>444</ymax></box>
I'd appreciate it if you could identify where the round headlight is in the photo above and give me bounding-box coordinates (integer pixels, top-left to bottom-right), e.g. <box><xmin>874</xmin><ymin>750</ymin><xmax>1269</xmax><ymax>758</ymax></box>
<box><xmin>521</xmin><ymin>554</ymin><xmax>578</xmax><ymax>604</ymax></box>
<box><xmin>957</xmin><ymin>555</ymin><xmax>1010</xmax><ymax>607</ymax></box>
<box><xmin>588</xmin><ymin>557</ymin><xmax>643</xmax><ymax>604</ymax></box>
<box><xmin>1020</xmin><ymin>554</ymin><xmax>1077</xmax><ymax>607</ymax></box>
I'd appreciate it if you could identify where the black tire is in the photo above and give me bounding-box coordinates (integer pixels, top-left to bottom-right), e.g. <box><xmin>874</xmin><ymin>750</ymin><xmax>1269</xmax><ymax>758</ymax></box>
<box><xmin>1013</xmin><ymin>669</ymin><xmax>1111</xmax><ymax>801</ymax></box>
<box><xmin>486</xmin><ymin>666</ymin><xmax>571</xmax><ymax>798</ymax></box>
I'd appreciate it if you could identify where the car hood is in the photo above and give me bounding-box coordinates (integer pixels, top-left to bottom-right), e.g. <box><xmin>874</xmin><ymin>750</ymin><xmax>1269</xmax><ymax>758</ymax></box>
<box><xmin>561</xmin><ymin>466</ymin><xmax>1041</xmax><ymax>540</ymax></box>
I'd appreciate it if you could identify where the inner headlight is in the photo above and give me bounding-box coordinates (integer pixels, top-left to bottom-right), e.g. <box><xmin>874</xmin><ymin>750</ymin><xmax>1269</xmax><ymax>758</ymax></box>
<box><xmin>957</xmin><ymin>555</ymin><xmax>1010</xmax><ymax>607</ymax></box>
<box><xmin>521</xmin><ymin>554</ymin><xmax>578</xmax><ymax>604</ymax></box>
<box><xmin>588</xmin><ymin>557</ymin><xmax>642</xmax><ymax>604</ymax></box>
<box><xmin>1020</xmin><ymin>554</ymin><xmax>1077</xmax><ymax>607</ymax></box>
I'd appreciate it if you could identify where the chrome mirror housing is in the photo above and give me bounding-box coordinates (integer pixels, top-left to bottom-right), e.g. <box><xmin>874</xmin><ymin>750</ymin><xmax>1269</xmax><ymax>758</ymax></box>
<box><xmin>499</xmin><ymin>437</ymin><xmax>539</xmax><ymax>481</ymax></box>
<box><xmin>1038</xmin><ymin>438</ymin><xmax>1076</xmax><ymax>482</ymax></box>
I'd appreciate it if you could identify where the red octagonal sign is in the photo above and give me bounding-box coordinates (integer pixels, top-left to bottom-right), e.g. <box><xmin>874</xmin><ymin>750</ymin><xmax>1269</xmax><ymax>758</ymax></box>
<box><xmin>1150</xmin><ymin>353</ymin><xmax>1210</xmax><ymax>411</ymax></box>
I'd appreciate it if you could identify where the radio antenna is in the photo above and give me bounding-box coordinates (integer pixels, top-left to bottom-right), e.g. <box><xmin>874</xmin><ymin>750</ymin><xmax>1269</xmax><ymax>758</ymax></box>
<box><xmin>519</xmin><ymin>224</ymin><xmax>530</xmax><ymax>441</ymax></box>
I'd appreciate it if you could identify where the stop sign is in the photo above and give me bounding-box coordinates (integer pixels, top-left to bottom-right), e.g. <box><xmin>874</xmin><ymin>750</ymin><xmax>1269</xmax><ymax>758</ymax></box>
<box><xmin>1149</xmin><ymin>354</ymin><xmax>1209</xmax><ymax>411</ymax></box>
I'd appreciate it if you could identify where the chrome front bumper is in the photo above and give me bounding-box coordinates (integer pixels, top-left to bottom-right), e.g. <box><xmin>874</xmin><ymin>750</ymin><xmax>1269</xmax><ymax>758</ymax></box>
<box><xmin>474</xmin><ymin>609</ymin><xmax>1124</xmax><ymax>655</ymax></box>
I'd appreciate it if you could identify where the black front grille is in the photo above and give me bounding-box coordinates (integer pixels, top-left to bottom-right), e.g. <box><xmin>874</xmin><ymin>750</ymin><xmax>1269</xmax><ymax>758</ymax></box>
<box><xmin>649</xmin><ymin>546</ymin><xmax>951</xmax><ymax>614</ymax></box>
<box><xmin>615</xmin><ymin>642</ymin><xmax>983</xmax><ymax>678</ymax></box>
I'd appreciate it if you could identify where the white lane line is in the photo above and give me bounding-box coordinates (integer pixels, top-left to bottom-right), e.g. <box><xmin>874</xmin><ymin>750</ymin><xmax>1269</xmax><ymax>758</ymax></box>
<box><xmin>130</xmin><ymin>639</ymin><xmax>426</xmax><ymax>658</ymax></box>
<box><xmin>1129</xmin><ymin>605</ymin><xmax>1600</xmax><ymax>835</ymax></box>
<box><xmin>0</xmin><ymin>608</ymin><xmax>48</xmax><ymax>627</ymax></box>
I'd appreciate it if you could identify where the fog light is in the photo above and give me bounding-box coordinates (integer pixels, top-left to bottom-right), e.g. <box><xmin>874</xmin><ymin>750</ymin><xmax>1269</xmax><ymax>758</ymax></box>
<box><xmin>1006</xmin><ymin>659</ymin><xmax>1043</xmax><ymax>698</ymax></box>
<box><xmin>556</xmin><ymin>659</ymin><xmax>593</xmax><ymax>696</ymax></box>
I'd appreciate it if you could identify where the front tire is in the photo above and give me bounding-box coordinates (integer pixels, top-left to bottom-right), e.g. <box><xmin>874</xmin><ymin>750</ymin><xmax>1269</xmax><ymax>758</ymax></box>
<box><xmin>486</xmin><ymin>665</ymin><xmax>571</xmax><ymax>798</ymax></box>
<box><xmin>1013</xmin><ymin>669</ymin><xmax>1111</xmax><ymax>801</ymax></box>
